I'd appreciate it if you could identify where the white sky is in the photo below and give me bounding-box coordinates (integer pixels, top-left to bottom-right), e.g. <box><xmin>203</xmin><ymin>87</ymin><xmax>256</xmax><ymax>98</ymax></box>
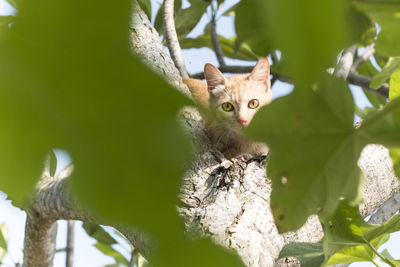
<box><xmin>0</xmin><ymin>0</ymin><xmax>398</xmax><ymax>266</ymax></box>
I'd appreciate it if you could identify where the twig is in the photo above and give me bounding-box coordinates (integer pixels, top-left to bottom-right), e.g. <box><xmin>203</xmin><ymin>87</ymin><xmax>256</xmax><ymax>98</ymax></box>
<box><xmin>191</xmin><ymin>65</ymin><xmax>293</xmax><ymax>84</ymax></box>
<box><xmin>351</xmin><ymin>43</ymin><xmax>375</xmax><ymax>73</ymax></box>
<box><xmin>163</xmin><ymin>0</ymin><xmax>188</xmax><ymax>78</ymax></box>
<box><xmin>66</xmin><ymin>220</ymin><xmax>75</xmax><ymax>267</ymax></box>
<box><xmin>210</xmin><ymin>1</ymin><xmax>225</xmax><ymax>67</ymax></box>
<box><xmin>347</xmin><ymin>72</ymin><xmax>389</xmax><ymax>98</ymax></box>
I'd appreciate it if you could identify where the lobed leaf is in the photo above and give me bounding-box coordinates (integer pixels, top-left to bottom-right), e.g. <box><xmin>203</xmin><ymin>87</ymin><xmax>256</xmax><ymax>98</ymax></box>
<box><xmin>370</xmin><ymin>57</ymin><xmax>400</xmax><ymax>89</ymax></box>
<box><xmin>322</xmin><ymin>202</ymin><xmax>400</xmax><ymax>265</ymax></box>
<box><xmin>236</xmin><ymin>0</ymin><xmax>370</xmax><ymax>86</ymax></box>
<box><xmin>278</xmin><ymin>242</ymin><xmax>324</xmax><ymax>267</ymax></box>
<box><xmin>247</xmin><ymin>75</ymin><xmax>361</xmax><ymax>232</ymax></box>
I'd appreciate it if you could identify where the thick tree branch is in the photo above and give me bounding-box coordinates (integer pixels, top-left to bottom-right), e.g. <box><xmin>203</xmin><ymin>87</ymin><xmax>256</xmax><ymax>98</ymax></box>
<box><xmin>334</xmin><ymin>45</ymin><xmax>357</xmax><ymax>79</ymax></box>
<box><xmin>162</xmin><ymin>0</ymin><xmax>189</xmax><ymax>78</ymax></box>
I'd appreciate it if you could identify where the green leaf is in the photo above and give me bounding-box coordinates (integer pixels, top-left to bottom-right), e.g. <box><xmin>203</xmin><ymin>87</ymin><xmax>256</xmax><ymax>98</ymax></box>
<box><xmin>354</xmin><ymin>0</ymin><xmax>400</xmax><ymax>56</ymax></box>
<box><xmin>381</xmin><ymin>248</ymin><xmax>396</xmax><ymax>261</ymax></box>
<box><xmin>358</xmin><ymin>59</ymin><xmax>379</xmax><ymax>78</ymax></box>
<box><xmin>0</xmin><ymin>224</ymin><xmax>8</xmax><ymax>263</ymax></box>
<box><xmin>278</xmin><ymin>242</ymin><xmax>324</xmax><ymax>267</ymax></box>
<box><xmin>137</xmin><ymin>0</ymin><xmax>151</xmax><ymax>20</ymax></box>
<box><xmin>180</xmin><ymin>34</ymin><xmax>258</xmax><ymax>61</ymax></box>
<box><xmin>370</xmin><ymin>57</ymin><xmax>400</xmax><ymax>89</ymax></box>
<box><xmin>236</xmin><ymin>0</ymin><xmax>370</xmax><ymax>85</ymax></box>
<box><xmin>390</xmin><ymin>69</ymin><xmax>400</xmax><ymax>100</ymax></box>
<box><xmin>322</xmin><ymin>202</ymin><xmax>400</xmax><ymax>265</ymax></box>
<box><xmin>359</xmin><ymin>97</ymin><xmax>400</xmax><ymax>148</ymax></box>
<box><xmin>326</xmin><ymin>234</ymin><xmax>389</xmax><ymax>265</ymax></box>
<box><xmin>247</xmin><ymin>75</ymin><xmax>362</xmax><ymax>232</ymax></box>
<box><xmin>362</xmin><ymin>89</ymin><xmax>387</xmax><ymax>109</ymax></box>
<box><xmin>0</xmin><ymin>16</ymin><xmax>14</xmax><ymax>27</ymax></box>
<box><xmin>153</xmin><ymin>0</ymin><xmax>183</xmax><ymax>35</ymax></box>
<box><xmin>234</xmin><ymin>0</ymin><xmax>273</xmax><ymax>56</ymax></box>
<box><xmin>0</xmin><ymin>0</ymin><xmax>244</xmax><ymax>265</ymax></box>
<box><xmin>94</xmin><ymin>243</ymin><xmax>129</xmax><ymax>266</ymax></box>
<box><xmin>82</xmin><ymin>223</ymin><xmax>117</xmax><ymax>245</ymax></box>
<box><xmin>174</xmin><ymin>1</ymin><xmax>208</xmax><ymax>38</ymax></box>
<box><xmin>390</xmin><ymin>148</ymin><xmax>400</xmax><ymax>179</ymax></box>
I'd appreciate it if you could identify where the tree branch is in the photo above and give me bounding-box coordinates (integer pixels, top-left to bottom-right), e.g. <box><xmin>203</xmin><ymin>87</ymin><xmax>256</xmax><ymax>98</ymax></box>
<box><xmin>351</xmin><ymin>43</ymin><xmax>375</xmax><ymax>73</ymax></box>
<box><xmin>210</xmin><ymin>2</ymin><xmax>226</xmax><ymax>67</ymax></box>
<box><xmin>334</xmin><ymin>45</ymin><xmax>357</xmax><ymax>79</ymax></box>
<box><xmin>347</xmin><ymin>72</ymin><xmax>389</xmax><ymax>98</ymax></box>
<box><xmin>162</xmin><ymin>0</ymin><xmax>189</xmax><ymax>78</ymax></box>
<box><xmin>66</xmin><ymin>220</ymin><xmax>75</xmax><ymax>267</ymax></box>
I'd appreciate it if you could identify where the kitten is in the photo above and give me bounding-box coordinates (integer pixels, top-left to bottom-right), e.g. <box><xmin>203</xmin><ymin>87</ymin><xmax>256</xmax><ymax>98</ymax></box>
<box><xmin>183</xmin><ymin>58</ymin><xmax>272</xmax><ymax>158</ymax></box>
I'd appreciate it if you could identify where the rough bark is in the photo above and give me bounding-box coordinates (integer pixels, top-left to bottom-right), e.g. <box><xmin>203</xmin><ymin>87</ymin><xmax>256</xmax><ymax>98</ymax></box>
<box><xmin>21</xmin><ymin>3</ymin><xmax>400</xmax><ymax>267</ymax></box>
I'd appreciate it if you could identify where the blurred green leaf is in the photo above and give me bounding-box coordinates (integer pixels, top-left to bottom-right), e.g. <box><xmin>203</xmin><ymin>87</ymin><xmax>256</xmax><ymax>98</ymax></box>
<box><xmin>358</xmin><ymin>59</ymin><xmax>379</xmax><ymax>78</ymax></box>
<box><xmin>236</xmin><ymin>0</ymin><xmax>369</xmax><ymax>86</ymax></box>
<box><xmin>360</xmin><ymin>24</ymin><xmax>377</xmax><ymax>46</ymax></box>
<box><xmin>180</xmin><ymin>34</ymin><xmax>258</xmax><ymax>61</ymax></box>
<box><xmin>322</xmin><ymin>202</ymin><xmax>400</xmax><ymax>265</ymax></box>
<box><xmin>0</xmin><ymin>0</ymin><xmax>245</xmax><ymax>265</ymax></box>
<box><xmin>390</xmin><ymin>148</ymin><xmax>400</xmax><ymax>178</ymax></box>
<box><xmin>362</xmin><ymin>89</ymin><xmax>387</xmax><ymax>109</ymax></box>
<box><xmin>247</xmin><ymin>75</ymin><xmax>361</xmax><ymax>232</ymax></box>
<box><xmin>234</xmin><ymin>0</ymin><xmax>273</xmax><ymax>56</ymax></box>
<box><xmin>326</xmin><ymin>234</ymin><xmax>389</xmax><ymax>265</ymax></box>
<box><xmin>137</xmin><ymin>0</ymin><xmax>152</xmax><ymax>20</ymax></box>
<box><xmin>354</xmin><ymin>0</ymin><xmax>400</xmax><ymax>56</ymax></box>
<box><xmin>370</xmin><ymin>57</ymin><xmax>400</xmax><ymax>89</ymax></box>
<box><xmin>278</xmin><ymin>242</ymin><xmax>324</xmax><ymax>267</ymax></box>
<box><xmin>82</xmin><ymin>223</ymin><xmax>117</xmax><ymax>245</ymax></box>
<box><xmin>390</xmin><ymin>69</ymin><xmax>400</xmax><ymax>100</ymax></box>
<box><xmin>0</xmin><ymin>16</ymin><xmax>14</xmax><ymax>27</ymax></box>
<box><xmin>94</xmin><ymin>243</ymin><xmax>129</xmax><ymax>266</ymax></box>
<box><xmin>359</xmin><ymin>97</ymin><xmax>400</xmax><ymax>147</ymax></box>
<box><xmin>0</xmin><ymin>224</ymin><xmax>8</xmax><ymax>263</ymax></box>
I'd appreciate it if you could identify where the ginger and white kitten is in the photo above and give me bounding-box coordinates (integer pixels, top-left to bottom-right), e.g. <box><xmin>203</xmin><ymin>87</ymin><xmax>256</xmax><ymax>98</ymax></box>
<box><xmin>183</xmin><ymin>58</ymin><xmax>272</xmax><ymax>158</ymax></box>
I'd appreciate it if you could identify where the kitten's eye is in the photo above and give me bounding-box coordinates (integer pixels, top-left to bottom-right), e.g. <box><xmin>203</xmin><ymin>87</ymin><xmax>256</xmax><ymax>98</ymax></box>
<box><xmin>248</xmin><ymin>99</ymin><xmax>259</xmax><ymax>109</ymax></box>
<box><xmin>221</xmin><ymin>102</ymin><xmax>234</xmax><ymax>112</ymax></box>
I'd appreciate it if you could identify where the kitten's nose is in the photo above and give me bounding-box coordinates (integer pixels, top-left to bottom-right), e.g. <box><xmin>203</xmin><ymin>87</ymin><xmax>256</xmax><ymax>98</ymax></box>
<box><xmin>239</xmin><ymin>119</ymin><xmax>247</xmax><ymax>127</ymax></box>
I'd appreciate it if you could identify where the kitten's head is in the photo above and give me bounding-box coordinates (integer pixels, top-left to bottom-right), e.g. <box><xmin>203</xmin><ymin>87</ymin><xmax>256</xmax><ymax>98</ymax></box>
<box><xmin>204</xmin><ymin>58</ymin><xmax>272</xmax><ymax>131</ymax></box>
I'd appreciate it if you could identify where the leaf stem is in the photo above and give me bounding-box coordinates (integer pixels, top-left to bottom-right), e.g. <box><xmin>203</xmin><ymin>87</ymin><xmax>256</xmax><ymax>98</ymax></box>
<box><xmin>371</xmin><ymin>259</ymin><xmax>381</xmax><ymax>267</ymax></box>
<box><xmin>366</xmin><ymin>242</ymin><xmax>396</xmax><ymax>267</ymax></box>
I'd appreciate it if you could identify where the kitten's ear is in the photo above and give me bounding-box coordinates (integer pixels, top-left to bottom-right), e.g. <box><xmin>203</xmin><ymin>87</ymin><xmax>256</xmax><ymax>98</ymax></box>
<box><xmin>249</xmin><ymin>58</ymin><xmax>270</xmax><ymax>87</ymax></box>
<box><xmin>204</xmin><ymin>63</ymin><xmax>226</xmax><ymax>90</ymax></box>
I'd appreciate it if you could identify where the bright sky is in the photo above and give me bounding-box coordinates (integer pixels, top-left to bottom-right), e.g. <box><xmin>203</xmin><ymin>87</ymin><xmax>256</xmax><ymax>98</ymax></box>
<box><xmin>0</xmin><ymin>0</ymin><xmax>399</xmax><ymax>266</ymax></box>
